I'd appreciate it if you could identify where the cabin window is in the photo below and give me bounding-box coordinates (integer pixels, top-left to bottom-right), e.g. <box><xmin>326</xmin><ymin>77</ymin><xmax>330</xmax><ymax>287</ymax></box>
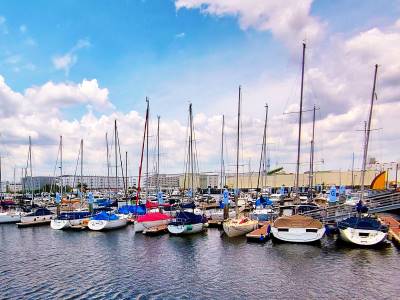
<box><xmin>306</xmin><ymin>229</ymin><xmax>318</xmax><ymax>233</ymax></box>
<box><xmin>359</xmin><ymin>232</ymin><xmax>369</xmax><ymax>237</ymax></box>
<box><xmin>278</xmin><ymin>228</ymin><xmax>289</xmax><ymax>232</ymax></box>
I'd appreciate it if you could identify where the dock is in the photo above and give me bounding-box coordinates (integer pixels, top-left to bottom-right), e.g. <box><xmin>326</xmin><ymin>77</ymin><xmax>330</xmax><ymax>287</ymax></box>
<box><xmin>380</xmin><ymin>215</ymin><xmax>400</xmax><ymax>246</ymax></box>
<box><xmin>17</xmin><ymin>220</ymin><xmax>51</xmax><ymax>228</ymax></box>
<box><xmin>246</xmin><ymin>222</ymin><xmax>271</xmax><ymax>242</ymax></box>
<box><xmin>143</xmin><ymin>224</ymin><xmax>168</xmax><ymax>235</ymax></box>
<box><xmin>207</xmin><ymin>220</ymin><xmax>223</xmax><ymax>228</ymax></box>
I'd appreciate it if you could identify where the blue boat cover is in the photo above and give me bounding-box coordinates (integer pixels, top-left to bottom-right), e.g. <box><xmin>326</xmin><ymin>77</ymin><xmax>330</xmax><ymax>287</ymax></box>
<box><xmin>26</xmin><ymin>208</ymin><xmax>53</xmax><ymax>216</ymax></box>
<box><xmin>58</xmin><ymin>211</ymin><xmax>91</xmax><ymax>220</ymax></box>
<box><xmin>91</xmin><ymin>211</ymin><xmax>119</xmax><ymax>221</ymax></box>
<box><xmin>118</xmin><ymin>205</ymin><xmax>146</xmax><ymax>215</ymax></box>
<box><xmin>181</xmin><ymin>202</ymin><xmax>196</xmax><ymax>209</ymax></box>
<box><xmin>170</xmin><ymin>211</ymin><xmax>206</xmax><ymax>226</ymax></box>
<box><xmin>338</xmin><ymin>216</ymin><xmax>388</xmax><ymax>232</ymax></box>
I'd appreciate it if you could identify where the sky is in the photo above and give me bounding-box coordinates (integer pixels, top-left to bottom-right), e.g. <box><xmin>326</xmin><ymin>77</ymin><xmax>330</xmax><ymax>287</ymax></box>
<box><xmin>0</xmin><ymin>0</ymin><xmax>400</xmax><ymax>181</ymax></box>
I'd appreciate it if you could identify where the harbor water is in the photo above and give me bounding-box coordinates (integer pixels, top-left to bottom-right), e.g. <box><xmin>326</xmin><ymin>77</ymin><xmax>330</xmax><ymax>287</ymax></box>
<box><xmin>1</xmin><ymin>224</ymin><xmax>399</xmax><ymax>299</ymax></box>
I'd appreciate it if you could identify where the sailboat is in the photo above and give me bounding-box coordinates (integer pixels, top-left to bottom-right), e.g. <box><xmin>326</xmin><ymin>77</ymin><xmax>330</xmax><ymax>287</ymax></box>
<box><xmin>19</xmin><ymin>136</ymin><xmax>55</xmax><ymax>226</ymax></box>
<box><xmin>134</xmin><ymin>100</ymin><xmax>171</xmax><ymax>232</ymax></box>
<box><xmin>338</xmin><ymin>65</ymin><xmax>388</xmax><ymax>246</ymax></box>
<box><xmin>88</xmin><ymin>121</ymin><xmax>128</xmax><ymax>231</ymax></box>
<box><xmin>270</xmin><ymin>43</ymin><xmax>325</xmax><ymax>243</ymax></box>
<box><xmin>51</xmin><ymin>138</ymin><xmax>91</xmax><ymax>230</ymax></box>
<box><xmin>168</xmin><ymin>103</ymin><xmax>208</xmax><ymax>235</ymax></box>
<box><xmin>223</xmin><ymin>86</ymin><xmax>258</xmax><ymax>238</ymax></box>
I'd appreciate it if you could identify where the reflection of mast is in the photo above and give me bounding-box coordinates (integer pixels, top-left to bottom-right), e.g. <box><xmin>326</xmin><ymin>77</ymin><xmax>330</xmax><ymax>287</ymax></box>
<box><xmin>360</xmin><ymin>64</ymin><xmax>378</xmax><ymax>202</ymax></box>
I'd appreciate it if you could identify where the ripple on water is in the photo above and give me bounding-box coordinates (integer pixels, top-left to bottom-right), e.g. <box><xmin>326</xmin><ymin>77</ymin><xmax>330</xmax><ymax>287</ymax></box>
<box><xmin>1</xmin><ymin>224</ymin><xmax>400</xmax><ymax>299</ymax></box>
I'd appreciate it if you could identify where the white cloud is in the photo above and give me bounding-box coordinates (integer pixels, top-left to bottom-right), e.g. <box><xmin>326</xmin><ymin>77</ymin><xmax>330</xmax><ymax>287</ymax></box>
<box><xmin>175</xmin><ymin>0</ymin><xmax>325</xmax><ymax>50</ymax></box>
<box><xmin>0</xmin><ymin>15</ymin><xmax>8</xmax><ymax>34</ymax></box>
<box><xmin>52</xmin><ymin>38</ymin><xmax>91</xmax><ymax>75</ymax></box>
<box><xmin>175</xmin><ymin>32</ymin><xmax>185</xmax><ymax>39</ymax></box>
<box><xmin>19</xmin><ymin>24</ymin><xmax>27</xmax><ymax>33</ymax></box>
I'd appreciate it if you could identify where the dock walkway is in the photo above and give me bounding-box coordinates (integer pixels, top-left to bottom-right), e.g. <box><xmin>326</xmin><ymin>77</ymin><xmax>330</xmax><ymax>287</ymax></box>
<box><xmin>380</xmin><ymin>216</ymin><xmax>400</xmax><ymax>246</ymax></box>
<box><xmin>246</xmin><ymin>222</ymin><xmax>271</xmax><ymax>242</ymax></box>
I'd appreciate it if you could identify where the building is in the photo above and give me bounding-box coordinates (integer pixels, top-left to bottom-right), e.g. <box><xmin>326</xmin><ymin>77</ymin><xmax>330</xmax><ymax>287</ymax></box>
<box><xmin>179</xmin><ymin>173</ymin><xmax>220</xmax><ymax>189</ymax></box>
<box><xmin>145</xmin><ymin>174</ymin><xmax>181</xmax><ymax>189</ymax></box>
<box><xmin>21</xmin><ymin>176</ymin><xmax>54</xmax><ymax>191</ymax></box>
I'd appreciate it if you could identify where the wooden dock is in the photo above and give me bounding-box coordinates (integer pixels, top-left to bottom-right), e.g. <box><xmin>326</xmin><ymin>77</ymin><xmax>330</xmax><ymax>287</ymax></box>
<box><xmin>17</xmin><ymin>220</ymin><xmax>51</xmax><ymax>228</ymax></box>
<box><xmin>380</xmin><ymin>215</ymin><xmax>400</xmax><ymax>246</ymax></box>
<box><xmin>143</xmin><ymin>224</ymin><xmax>168</xmax><ymax>235</ymax></box>
<box><xmin>246</xmin><ymin>222</ymin><xmax>271</xmax><ymax>242</ymax></box>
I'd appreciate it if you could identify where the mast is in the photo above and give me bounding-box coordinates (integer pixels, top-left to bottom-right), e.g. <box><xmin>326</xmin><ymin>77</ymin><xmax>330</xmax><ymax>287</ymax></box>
<box><xmin>114</xmin><ymin>120</ymin><xmax>118</xmax><ymax>193</ymax></box>
<box><xmin>146</xmin><ymin>99</ymin><xmax>150</xmax><ymax>198</ymax></box>
<box><xmin>235</xmin><ymin>86</ymin><xmax>241</xmax><ymax>217</ymax></box>
<box><xmin>189</xmin><ymin>103</ymin><xmax>194</xmax><ymax>200</ymax></box>
<box><xmin>80</xmin><ymin>139</ymin><xmax>83</xmax><ymax>202</ymax></box>
<box><xmin>295</xmin><ymin>42</ymin><xmax>306</xmax><ymax>196</ymax></box>
<box><xmin>0</xmin><ymin>155</ymin><xmax>2</xmax><ymax>196</ymax></box>
<box><xmin>60</xmin><ymin>135</ymin><xmax>63</xmax><ymax>196</ymax></box>
<box><xmin>257</xmin><ymin>104</ymin><xmax>268</xmax><ymax>193</ymax></box>
<box><xmin>136</xmin><ymin>98</ymin><xmax>149</xmax><ymax>205</ymax></box>
<box><xmin>351</xmin><ymin>152</ymin><xmax>355</xmax><ymax>189</ymax></box>
<box><xmin>220</xmin><ymin>115</ymin><xmax>225</xmax><ymax>193</ymax></box>
<box><xmin>29</xmin><ymin>136</ymin><xmax>33</xmax><ymax>205</ymax></box>
<box><xmin>125</xmin><ymin>151</ymin><xmax>128</xmax><ymax>199</ymax></box>
<box><xmin>156</xmin><ymin>115</ymin><xmax>160</xmax><ymax>191</ymax></box>
<box><xmin>360</xmin><ymin>64</ymin><xmax>378</xmax><ymax>202</ymax></box>
<box><xmin>308</xmin><ymin>105</ymin><xmax>316</xmax><ymax>198</ymax></box>
<box><xmin>106</xmin><ymin>133</ymin><xmax>111</xmax><ymax>200</ymax></box>
<box><xmin>13</xmin><ymin>167</ymin><xmax>16</xmax><ymax>199</ymax></box>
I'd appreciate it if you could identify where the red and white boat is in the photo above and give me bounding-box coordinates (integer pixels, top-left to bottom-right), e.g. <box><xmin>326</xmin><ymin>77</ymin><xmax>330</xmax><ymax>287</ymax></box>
<box><xmin>134</xmin><ymin>212</ymin><xmax>171</xmax><ymax>232</ymax></box>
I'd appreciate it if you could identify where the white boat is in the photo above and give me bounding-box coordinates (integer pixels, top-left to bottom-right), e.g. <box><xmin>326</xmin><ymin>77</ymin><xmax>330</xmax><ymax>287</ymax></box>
<box><xmin>338</xmin><ymin>216</ymin><xmax>388</xmax><ymax>246</ymax></box>
<box><xmin>167</xmin><ymin>211</ymin><xmax>207</xmax><ymax>235</ymax></box>
<box><xmin>223</xmin><ymin>217</ymin><xmax>258</xmax><ymax>238</ymax></box>
<box><xmin>88</xmin><ymin>212</ymin><xmax>128</xmax><ymax>231</ymax></box>
<box><xmin>210</xmin><ymin>210</ymin><xmax>236</xmax><ymax>221</ymax></box>
<box><xmin>50</xmin><ymin>211</ymin><xmax>91</xmax><ymax>230</ymax></box>
<box><xmin>0</xmin><ymin>211</ymin><xmax>24</xmax><ymax>223</ymax></box>
<box><xmin>20</xmin><ymin>208</ymin><xmax>55</xmax><ymax>224</ymax></box>
<box><xmin>271</xmin><ymin>215</ymin><xmax>325</xmax><ymax>243</ymax></box>
<box><xmin>134</xmin><ymin>212</ymin><xmax>171</xmax><ymax>232</ymax></box>
<box><xmin>250</xmin><ymin>207</ymin><xmax>277</xmax><ymax>222</ymax></box>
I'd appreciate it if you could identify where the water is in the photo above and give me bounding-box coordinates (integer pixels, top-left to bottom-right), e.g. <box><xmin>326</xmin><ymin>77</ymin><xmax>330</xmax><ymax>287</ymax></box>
<box><xmin>1</xmin><ymin>224</ymin><xmax>399</xmax><ymax>300</ymax></box>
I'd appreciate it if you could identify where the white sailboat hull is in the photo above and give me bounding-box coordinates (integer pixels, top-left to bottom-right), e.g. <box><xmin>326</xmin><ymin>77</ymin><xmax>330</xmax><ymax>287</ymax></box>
<box><xmin>50</xmin><ymin>218</ymin><xmax>88</xmax><ymax>230</ymax></box>
<box><xmin>223</xmin><ymin>220</ymin><xmax>258</xmax><ymax>238</ymax></box>
<box><xmin>134</xmin><ymin>219</ymin><xmax>170</xmax><ymax>232</ymax></box>
<box><xmin>0</xmin><ymin>212</ymin><xmax>22</xmax><ymax>223</ymax></box>
<box><xmin>167</xmin><ymin>223</ymin><xmax>206</xmax><ymax>235</ymax></box>
<box><xmin>339</xmin><ymin>227</ymin><xmax>387</xmax><ymax>246</ymax></box>
<box><xmin>88</xmin><ymin>216</ymin><xmax>128</xmax><ymax>231</ymax></box>
<box><xmin>271</xmin><ymin>227</ymin><xmax>325</xmax><ymax>243</ymax></box>
<box><xmin>210</xmin><ymin>210</ymin><xmax>236</xmax><ymax>221</ymax></box>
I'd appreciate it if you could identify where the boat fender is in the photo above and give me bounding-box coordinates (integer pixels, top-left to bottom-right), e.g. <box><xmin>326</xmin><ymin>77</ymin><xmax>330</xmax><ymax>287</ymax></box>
<box><xmin>260</xmin><ymin>235</ymin><xmax>264</xmax><ymax>242</ymax></box>
<box><xmin>267</xmin><ymin>224</ymin><xmax>271</xmax><ymax>235</ymax></box>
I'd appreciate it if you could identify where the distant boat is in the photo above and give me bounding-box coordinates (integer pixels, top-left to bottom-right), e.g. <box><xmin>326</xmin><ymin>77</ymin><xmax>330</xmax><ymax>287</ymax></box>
<box><xmin>270</xmin><ymin>215</ymin><xmax>325</xmax><ymax>243</ymax></box>
<box><xmin>0</xmin><ymin>210</ymin><xmax>25</xmax><ymax>223</ymax></box>
<box><xmin>88</xmin><ymin>211</ymin><xmax>128</xmax><ymax>231</ymax></box>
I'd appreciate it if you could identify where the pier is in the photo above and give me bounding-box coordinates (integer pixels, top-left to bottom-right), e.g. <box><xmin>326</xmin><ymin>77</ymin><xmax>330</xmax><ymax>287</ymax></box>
<box><xmin>380</xmin><ymin>216</ymin><xmax>400</xmax><ymax>246</ymax></box>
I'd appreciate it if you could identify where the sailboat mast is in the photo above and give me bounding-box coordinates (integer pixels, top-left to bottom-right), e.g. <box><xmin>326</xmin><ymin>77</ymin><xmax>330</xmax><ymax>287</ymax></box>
<box><xmin>114</xmin><ymin>120</ymin><xmax>118</xmax><ymax>193</ymax></box>
<box><xmin>235</xmin><ymin>86</ymin><xmax>241</xmax><ymax>216</ymax></box>
<box><xmin>189</xmin><ymin>104</ymin><xmax>194</xmax><ymax>200</ymax></box>
<box><xmin>80</xmin><ymin>139</ymin><xmax>83</xmax><ymax>199</ymax></box>
<box><xmin>351</xmin><ymin>152</ymin><xmax>355</xmax><ymax>189</ymax></box>
<box><xmin>146</xmin><ymin>99</ymin><xmax>149</xmax><ymax>198</ymax></box>
<box><xmin>308</xmin><ymin>105</ymin><xmax>316</xmax><ymax>197</ymax></box>
<box><xmin>125</xmin><ymin>151</ymin><xmax>128</xmax><ymax>199</ymax></box>
<box><xmin>136</xmin><ymin>99</ymin><xmax>149</xmax><ymax>205</ymax></box>
<box><xmin>220</xmin><ymin>115</ymin><xmax>225</xmax><ymax>193</ymax></box>
<box><xmin>156</xmin><ymin>115</ymin><xmax>160</xmax><ymax>192</ymax></box>
<box><xmin>29</xmin><ymin>136</ymin><xmax>33</xmax><ymax>205</ymax></box>
<box><xmin>60</xmin><ymin>135</ymin><xmax>63</xmax><ymax>196</ymax></box>
<box><xmin>257</xmin><ymin>104</ymin><xmax>268</xmax><ymax>192</ymax></box>
<box><xmin>106</xmin><ymin>133</ymin><xmax>111</xmax><ymax>199</ymax></box>
<box><xmin>263</xmin><ymin>104</ymin><xmax>268</xmax><ymax>188</ymax></box>
<box><xmin>360</xmin><ymin>64</ymin><xmax>378</xmax><ymax>201</ymax></box>
<box><xmin>295</xmin><ymin>42</ymin><xmax>306</xmax><ymax>195</ymax></box>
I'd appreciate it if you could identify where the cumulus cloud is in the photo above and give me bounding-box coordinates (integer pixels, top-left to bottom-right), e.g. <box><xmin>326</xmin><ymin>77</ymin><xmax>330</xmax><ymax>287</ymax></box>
<box><xmin>52</xmin><ymin>38</ymin><xmax>91</xmax><ymax>75</ymax></box>
<box><xmin>175</xmin><ymin>0</ymin><xmax>325</xmax><ymax>50</ymax></box>
<box><xmin>19</xmin><ymin>24</ymin><xmax>27</xmax><ymax>33</ymax></box>
<box><xmin>0</xmin><ymin>15</ymin><xmax>8</xmax><ymax>34</ymax></box>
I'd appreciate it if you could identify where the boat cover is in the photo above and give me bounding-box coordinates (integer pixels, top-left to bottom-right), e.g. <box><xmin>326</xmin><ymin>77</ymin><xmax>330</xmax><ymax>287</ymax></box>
<box><xmin>273</xmin><ymin>215</ymin><xmax>323</xmax><ymax>229</ymax></box>
<box><xmin>91</xmin><ymin>211</ymin><xmax>119</xmax><ymax>221</ymax></box>
<box><xmin>170</xmin><ymin>211</ymin><xmax>206</xmax><ymax>225</ymax></box>
<box><xmin>338</xmin><ymin>216</ymin><xmax>388</xmax><ymax>232</ymax></box>
<box><xmin>145</xmin><ymin>201</ymin><xmax>159</xmax><ymax>209</ymax></box>
<box><xmin>181</xmin><ymin>202</ymin><xmax>196</xmax><ymax>209</ymax></box>
<box><xmin>26</xmin><ymin>208</ymin><xmax>53</xmax><ymax>216</ymax></box>
<box><xmin>58</xmin><ymin>211</ymin><xmax>91</xmax><ymax>220</ymax></box>
<box><xmin>137</xmin><ymin>212</ymin><xmax>170</xmax><ymax>222</ymax></box>
<box><xmin>118</xmin><ymin>205</ymin><xmax>146</xmax><ymax>215</ymax></box>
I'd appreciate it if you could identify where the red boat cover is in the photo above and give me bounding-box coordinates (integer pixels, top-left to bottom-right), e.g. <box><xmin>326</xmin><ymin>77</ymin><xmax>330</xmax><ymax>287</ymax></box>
<box><xmin>145</xmin><ymin>201</ymin><xmax>159</xmax><ymax>209</ymax></box>
<box><xmin>137</xmin><ymin>212</ymin><xmax>171</xmax><ymax>222</ymax></box>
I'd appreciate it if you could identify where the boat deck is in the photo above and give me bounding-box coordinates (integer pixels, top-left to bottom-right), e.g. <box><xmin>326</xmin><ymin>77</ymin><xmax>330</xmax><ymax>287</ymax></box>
<box><xmin>246</xmin><ymin>222</ymin><xmax>271</xmax><ymax>242</ymax></box>
<box><xmin>380</xmin><ymin>216</ymin><xmax>400</xmax><ymax>246</ymax></box>
<box><xmin>17</xmin><ymin>220</ymin><xmax>51</xmax><ymax>228</ymax></box>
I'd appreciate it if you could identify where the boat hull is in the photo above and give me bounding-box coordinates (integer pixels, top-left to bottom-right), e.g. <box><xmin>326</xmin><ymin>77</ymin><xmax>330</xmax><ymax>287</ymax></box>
<box><xmin>20</xmin><ymin>214</ymin><xmax>54</xmax><ymax>224</ymax></box>
<box><xmin>223</xmin><ymin>220</ymin><xmax>258</xmax><ymax>238</ymax></box>
<box><xmin>271</xmin><ymin>227</ymin><xmax>325</xmax><ymax>243</ymax></box>
<box><xmin>210</xmin><ymin>210</ymin><xmax>236</xmax><ymax>221</ymax></box>
<box><xmin>50</xmin><ymin>218</ymin><xmax>88</xmax><ymax>230</ymax></box>
<box><xmin>339</xmin><ymin>227</ymin><xmax>387</xmax><ymax>246</ymax></box>
<box><xmin>88</xmin><ymin>217</ymin><xmax>128</xmax><ymax>231</ymax></box>
<box><xmin>134</xmin><ymin>219</ymin><xmax>170</xmax><ymax>232</ymax></box>
<box><xmin>167</xmin><ymin>223</ymin><xmax>206</xmax><ymax>235</ymax></box>
<box><xmin>0</xmin><ymin>212</ymin><xmax>22</xmax><ymax>223</ymax></box>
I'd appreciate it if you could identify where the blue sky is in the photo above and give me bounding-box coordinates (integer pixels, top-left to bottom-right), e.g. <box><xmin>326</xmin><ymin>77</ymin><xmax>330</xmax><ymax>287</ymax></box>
<box><xmin>0</xmin><ymin>0</ymin><xmax>400</xmax><ymax>178</ymax></box>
